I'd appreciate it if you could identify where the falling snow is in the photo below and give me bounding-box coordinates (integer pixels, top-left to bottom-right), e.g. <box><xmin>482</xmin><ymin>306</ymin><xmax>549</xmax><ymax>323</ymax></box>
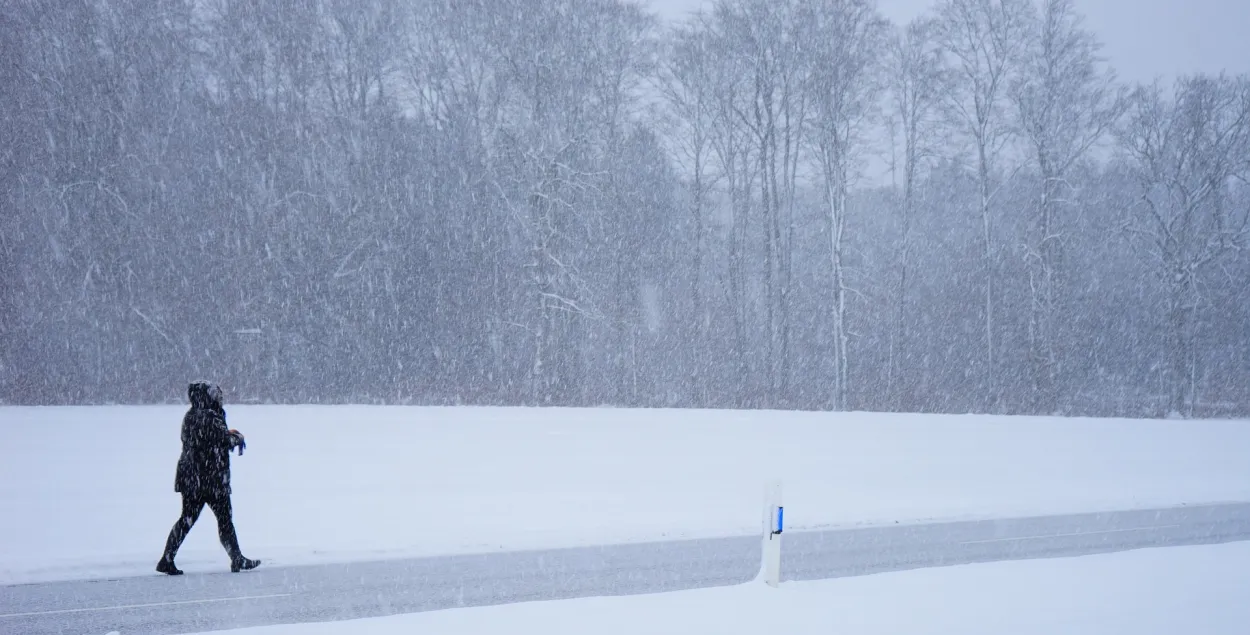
<box><xmin>2</xmin><ymin>0</ymin><xmax>1248</xmax><ymax>633</ymax></box>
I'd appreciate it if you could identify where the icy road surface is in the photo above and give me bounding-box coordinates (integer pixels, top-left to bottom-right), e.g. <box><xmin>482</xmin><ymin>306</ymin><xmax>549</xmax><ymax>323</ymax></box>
<box><xmin>3</xmin><ymin>502</ymin><xmax>1249</xmax><ymax>635</ymax></box>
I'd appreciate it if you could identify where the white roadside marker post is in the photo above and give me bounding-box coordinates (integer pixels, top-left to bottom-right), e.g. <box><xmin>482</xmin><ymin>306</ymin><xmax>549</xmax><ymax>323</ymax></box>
<box><xmin>761</xmin><ymin>480</ymin><xmax>783</xmax><ymax>588</ymax></box>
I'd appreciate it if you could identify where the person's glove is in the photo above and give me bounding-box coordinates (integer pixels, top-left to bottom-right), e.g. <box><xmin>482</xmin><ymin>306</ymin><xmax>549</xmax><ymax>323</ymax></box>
<box><xmin>228</xmin><ymin>429</ymin><xmax>246</xmax><ymax>455</ymax></box>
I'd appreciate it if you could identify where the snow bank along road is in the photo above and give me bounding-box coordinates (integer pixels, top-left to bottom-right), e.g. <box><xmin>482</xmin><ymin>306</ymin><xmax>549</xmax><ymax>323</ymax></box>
<box><xmin>4</xmin><ymin>502</ymin><xmax>1249</xmax><ymax>635</ymax></box>
<box><xmin>6</xmin><ymin>405</ymin><xmax>1250</xmax><ymax>585</ymax></box>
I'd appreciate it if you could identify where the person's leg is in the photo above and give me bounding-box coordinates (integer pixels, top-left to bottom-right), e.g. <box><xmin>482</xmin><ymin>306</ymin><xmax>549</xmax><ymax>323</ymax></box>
<box><xmin>158</xmin><ymin>494</ymin><xmax>205</xmax><ymax>574</ymax></box>
<box><xmin>205</xmin><ymin>494</ymin><xmax>241</xmax><ymax>560</ymax></box>
<box><xmin>206</xmin><ymin>494</ymin><xmax>260</xmax><ymax>571</ymax></box>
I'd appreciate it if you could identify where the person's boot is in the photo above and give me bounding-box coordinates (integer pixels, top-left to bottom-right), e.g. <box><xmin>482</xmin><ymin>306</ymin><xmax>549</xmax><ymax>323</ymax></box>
<box><xmin>156</xmin><ymin>556</ymin><xmax>183</xmax><ymax>576</ymax></box>
<box><xmin>231</xmin><ymin>556</ymin><xmax>261</xmax><ymax>573</ymax></box>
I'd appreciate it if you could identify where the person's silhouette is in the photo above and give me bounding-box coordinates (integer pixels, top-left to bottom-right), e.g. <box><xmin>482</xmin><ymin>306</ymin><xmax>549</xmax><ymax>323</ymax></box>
<box><xmin>156</xmin><ymin>380</ymin><xmax>260</xmax><ymax>575</ymax></box>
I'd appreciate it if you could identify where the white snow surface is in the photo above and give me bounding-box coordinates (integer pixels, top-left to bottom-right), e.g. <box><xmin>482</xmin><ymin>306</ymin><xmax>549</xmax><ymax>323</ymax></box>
<box><xmin>2</xmin><ymin>405</ymin><xmax>1249</xmax><ymax>585</ymax></box>
<box><xmin>192</xmin><ymin>541</ymin><xmax>1250</xmax><ymax>635</ymax></box>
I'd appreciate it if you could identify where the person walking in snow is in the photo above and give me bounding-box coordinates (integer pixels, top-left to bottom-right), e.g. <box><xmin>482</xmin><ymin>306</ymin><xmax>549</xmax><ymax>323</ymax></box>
<box><xmin>157</xmin><ymin>380</ymin><xmax>260</xmax><ymax>575</ymax></box>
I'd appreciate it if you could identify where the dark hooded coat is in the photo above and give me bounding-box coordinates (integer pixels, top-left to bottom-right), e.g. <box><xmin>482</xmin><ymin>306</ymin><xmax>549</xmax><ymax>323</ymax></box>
<box><xmin>175</xmin><ymin>381</ymin><xmax>240</xmax><ymax>498</ymax></box>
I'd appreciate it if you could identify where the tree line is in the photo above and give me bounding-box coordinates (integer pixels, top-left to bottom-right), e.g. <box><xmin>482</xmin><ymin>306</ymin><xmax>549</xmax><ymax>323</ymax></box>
<box><xmin>2</xmin><ymin>0</ymin><xmax>1248</xmax><ymax>417</ymax></box>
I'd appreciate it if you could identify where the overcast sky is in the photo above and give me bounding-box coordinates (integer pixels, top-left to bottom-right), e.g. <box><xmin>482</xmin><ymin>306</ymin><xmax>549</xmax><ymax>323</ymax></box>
<box><xmin>644</xmin><ymin>0</ymin><xmax>1250</xmax><ymax>84</ymax></box>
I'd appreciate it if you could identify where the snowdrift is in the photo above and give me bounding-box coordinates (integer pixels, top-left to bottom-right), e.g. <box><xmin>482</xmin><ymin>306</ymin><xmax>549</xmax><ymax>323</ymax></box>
<box><xmin>2</xmin><ymin>405</ymin><xmax>1249</xmax><ymax>584</ymax></box>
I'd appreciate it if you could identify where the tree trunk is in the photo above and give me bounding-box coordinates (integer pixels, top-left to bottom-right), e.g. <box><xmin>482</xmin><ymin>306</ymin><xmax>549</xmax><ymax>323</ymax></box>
<box><xmin>823</xmin><ymin>144</ymin><xmax>850</xmax><ymax>411</ymax></box>
<box><xmin>977</xmin><ymin>139</ymin><xmax>997</xmax><ymax>409</ymax></box>
<box><xmin>1165</xmin><ymin>276</ymin><xmax>1190</xmax><ymax>417</ymax></box>
<box><xmin>1029</xmin><ymin>162</ymin><xmax>1062</xmax><ymax>414</ymax></box>
<box><xmin>691</xmin><ymin>158</ymin><xmax>705</xmax><ymax>406</ymax></box>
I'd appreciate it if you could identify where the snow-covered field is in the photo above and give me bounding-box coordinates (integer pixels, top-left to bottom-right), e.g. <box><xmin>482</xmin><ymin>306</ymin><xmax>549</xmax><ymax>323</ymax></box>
<box><xmin>2</xmin><ymin>405</ymin><xmax>1250</xmax><ymax>585</ymax></box>
<box><xmin>192</xmin><ymin>541</ymin><xmax>1250</xmax><ymax>635</ymax></box>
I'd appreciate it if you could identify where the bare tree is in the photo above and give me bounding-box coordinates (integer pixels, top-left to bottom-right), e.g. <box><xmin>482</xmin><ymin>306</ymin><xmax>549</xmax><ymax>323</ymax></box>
<box><xmin>658</xmin><ymin>15</ymin><xmax>720</xmax><ymax>405</ymax></box>
<box><xmin>590</xmin><ymin>3</ymin><xmax>663</xmax><ymax>406</ymax></box>
<box><xmin>319</xmin><ymin>0</ymin><xmax>408</xmax><ymax>119</ymax></box>
<box><xmin>714</xmin><ymin>0</ymin><xmax>810</xmax><ymax>406</ymax></box>
<box><xmin>1118</xmin><ymin>73</ymin><xmax>1250</xmax><ymax>417</ymax></box>
<box><xmin>1011</xmin><ymin>0</ymin><xmax>1127</xmax><ymax>414</ymax></box>
<box><xmin>402</xmin><ymin>0</ymin><xmax>521</xmax><ymax>397</ymax></box>
<box><xmin>803</xmin><ymin>0</ymin><xmax>889</xmax><ymax>410</ymax></box>
<box><xmin>485</xmin><ymin>0</ymin><xmax>658</xmax><ymax>404</ymax></box>
<box><xmin>933</xmin><ymin>0</ymin><xmax>1035</xmax><ymax>408</ymax></box>
<box><xmin>884</xmin><ymin>16</ymin><xmax>948</xmax><ymax>408</ymax></box>
<box><xmin>701</xmin><ymin>10</ymin><xmax>760</xmax><ymax>403</ymax></box>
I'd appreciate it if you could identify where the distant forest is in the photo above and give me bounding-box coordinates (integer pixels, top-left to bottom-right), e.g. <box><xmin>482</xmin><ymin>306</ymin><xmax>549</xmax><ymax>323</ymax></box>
<box><xmin>3</xmin><ymin>0</ymin><xmax>1248</xmax><ymax>417</ymax></box>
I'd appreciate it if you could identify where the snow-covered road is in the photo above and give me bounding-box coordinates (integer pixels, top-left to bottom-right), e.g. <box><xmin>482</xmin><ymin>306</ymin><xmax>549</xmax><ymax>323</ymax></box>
<box><xmin>5</xmin><ymin>502</ymin><xmax>1249</xmax><ymax>635</ymax></box>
